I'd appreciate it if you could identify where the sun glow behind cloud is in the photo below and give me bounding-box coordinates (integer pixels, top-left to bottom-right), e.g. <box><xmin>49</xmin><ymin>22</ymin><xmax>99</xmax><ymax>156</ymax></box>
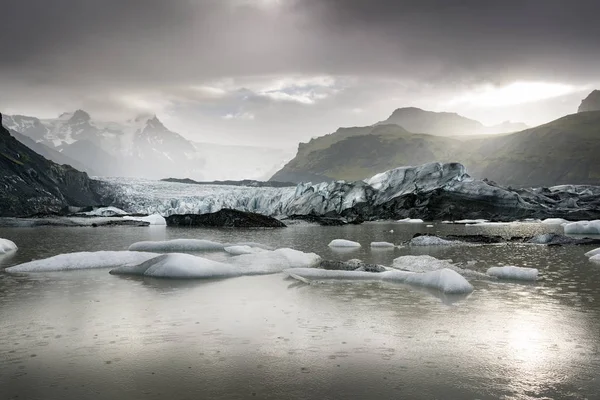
<box><xmin>449</xmin><ymin>81</ymin><xmax>579</xmax><ymax>107</ymax></box>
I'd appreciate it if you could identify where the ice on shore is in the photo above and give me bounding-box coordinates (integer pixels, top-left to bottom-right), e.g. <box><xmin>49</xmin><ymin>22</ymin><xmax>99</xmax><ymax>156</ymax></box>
<box><xmin>328</xmin><ymin>239</ymin><xmax>361</xmax><ymax>248</ymax></box>
<box><xmin>123</xmin><ymin>214</ymin><xmax>166</xmax><ymax>225</ymax></box>
<box><xmin>285</xmin><ymin>267</ymin><xmax>473</xmax><ymax>294</ymax></box>
<box><xmin>128</xmin><ymin>239</ymin><xmax>224</xmax><ymax>252</ymax></box>
<box><xmin>111</xmin><ymin>248</ymin><xmax>321</xmax><ymax>278</ymax></box>
<box><xmin>409</xmin><ymin>236</ymin><xmax>459</xmax><ymax>246</ymax></box>
<box><xmin>6</xmin><ymin>251</ymin><xmax>159</xmax><ymax>272</ymax></box>
<box><xmin>584</xmin><ymin>248</ymin><xmax>600</xmax><ymax>258</ymax></box>
<box><xmin>0</xmin><ymin>238</ymin><xmax>17</xmax><ymax>254</ymax></box>
<box><xmin>563</xmin><ymin>220</ymin><xmax>600</xmax><ymax>235</ymax></box>
<box><xmin>541</xmin><ymin>218</ymin><xmax>569</xmax><ymax>225</ymax></box>
<box><xmin>486</xmin><ymin>266</ymin><xmax>538</xmax><ymax>281</ymax></box>
<box><xmin>397</xmin><ymin>218</ymin><xmax>424</xmax><ymax>223</ymax></box>
<box><xmin>370</xmin><ymin>241</ymin><xmax>395</xmax><ymax>248</ymax></box>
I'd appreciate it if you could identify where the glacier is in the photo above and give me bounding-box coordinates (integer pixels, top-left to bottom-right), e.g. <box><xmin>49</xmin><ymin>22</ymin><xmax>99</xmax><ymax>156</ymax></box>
<box><xmin>94</xmin><ymin>162</ymin><xmax>600</xmax><ymax>221</ymax></box>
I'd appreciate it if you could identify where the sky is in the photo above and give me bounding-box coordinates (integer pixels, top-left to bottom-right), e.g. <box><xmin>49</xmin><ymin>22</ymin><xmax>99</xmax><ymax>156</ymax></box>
<box><xmin>2</xmin><ymin>0</ymin><xmax>600</xmax><ymax>148</ymax></box>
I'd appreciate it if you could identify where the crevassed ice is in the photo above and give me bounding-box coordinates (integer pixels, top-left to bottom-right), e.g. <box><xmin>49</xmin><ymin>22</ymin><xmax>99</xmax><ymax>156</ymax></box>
<box><xmin>486</xmin><ymin>266</ymin><xmax>538</xmax><ymax>281</ymax></box>
<box><xmin>6</xmin><ymin>251</ymin><xmax>159</xmax><ymax>272</ymax></box>
<box><xmin>128</xmin><ymin>239</ymin><xmax>224</xmax><ymax>252</ymax></box>
<box><xmin>0</xmin><ymin>238</ymin><xmax>17</xmax><ymax>254</ymax></box>
<box><xmin>563</xmin><ymin>220</ymin><xmax>600</xmax><ymax>235</ymax></box>
<box><xmin>284</xmin><ymin>267</ymin><xmax>474</xmax><ymax>294</ymax></box>
<box><xmin>328</xmin><ymin>239</ymin><xmax>361</xmax><ymax>248</ymax></box>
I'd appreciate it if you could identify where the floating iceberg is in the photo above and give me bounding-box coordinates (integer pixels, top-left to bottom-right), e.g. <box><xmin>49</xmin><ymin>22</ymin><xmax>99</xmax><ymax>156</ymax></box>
<box><xmin>6</xmin><ymin>251</ymin><xmax>159</xmax><ymax>272</ymax></box>
<box><xmin>409</xmin><ymin>236</ymin><xmax>459</xmax><ymax>246</ymax></box>
<box><xmin>328</xmin><ymin>239</ymin><xmax>361</xmax><ymax>248</ymax></box>
<box><xmin>128</xmin><ymin>239</ymin><xmax>224</xmax><ymax>252</ymax></box>
<box><xmin>370</xmin><ymin>241</ymin><xmax>395</xmax><ymax>248</ymax></box>
<box><xmin>224</xmin><ymin>245</ymin><xmax>266</xmax><ymax>255</ymax></box>
<box><xmin>590</xmin><ymin>255</ymin><xmax>600</xmax><ymax>264</ymax></box>
<box><xmin>123</xmin><ymin>214</ymin><xmax>166</xmax><ymax>225</ymax></box>
<box><xmin>392</xmin><ymin>255</ymin><xmax>487</xmax><ymax>278</ymax></box>
<box><xmin>486</xmin><ymin>266</ymin><xmax>538</xmax><ymax>281</ymax></box>
<box><xmin>84</xmin><ymin>206</ymin><xmax>128</xmax><ymax>217</ymax></box>
<box><xmin>397</xmin><ymin>218</ymin><xmax>424</xmax><ymax>223</ymax></box>
<box><xmin>455</xmin><ymin>219</ymin><xmax>488</xmax><ymax>224</ymax></box>
<box><xmin>111</xmin><ymin>248</ymin><xmax>321</xmax><ymax>278</ymax></box>
<box><xmin>0</xmin><ymin>238</ymin><xmax>17</xmax><ymax>254</ymax></box>
<box><xmin>584</xmin><ymin>248</ymin><xmax>600</xmax><ymax>258</ymax></box>
<box><xmin>563</xmin><ymin>220</ymin><xmax>600</xmax><ymax>235</ymax></box>
<box><xmin>541</xmin><ymin>218</ymin><xmax>570</xmax><ymax>225</ymax></box>
<box><xmin>285</xmin><ymin>267</ymin><xmax>473</xmax><ymax>294</ymax></box>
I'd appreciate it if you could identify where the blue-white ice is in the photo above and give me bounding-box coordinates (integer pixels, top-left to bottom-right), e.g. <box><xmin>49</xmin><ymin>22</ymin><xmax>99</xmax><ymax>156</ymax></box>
<box><xmin>128</xmin><ymin>239</ymin><xmax>225</xmax><ymax>252</ymax></box>
<box><xmin>486</xmin><ymin>266</ymin><xmax>538</xmax><ymax>281</ymax></box>
<box><xmin>6</xmin><ymin>251</ymin><xmax>159</xmax><ymax>272</ymax></box>
<box><xmin>585</xmin><ymin>248</ymin><xmax>600</xmax><ymax>258</ymax></box>
<box><xmin>110</xmin><ymin>248</ymin><xmax>321</xmax><ymax>278</ymax></box>
<box><xmin>0</xmin><ymin>238</ymin><xmax>17</xmax><ymax>254</ymax></box>
<box><xmin>370</xmin><ymin>241</ymin><xmax>395</xmax><ymax>248</ymax></box>
<box><xmin>328</xmin><ymin>239</ymin><xmax>361</xmax><ymax>248</ymax></box>
<box><xmin>285</xmin><ymin>268</ymin><xmax>474</xmax><ymax>294</ymax></box>
<box><xmin>563</xmin><ymin>220</ymin><xmax>600</xmax><ymax>235</ymax></box>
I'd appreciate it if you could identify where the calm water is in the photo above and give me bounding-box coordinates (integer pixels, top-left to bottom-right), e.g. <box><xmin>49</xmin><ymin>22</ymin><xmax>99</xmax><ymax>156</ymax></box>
<box><xmin>1</xmin><ymin>222</ymin><xmax>599</xmax><ymax>400</ymax></box>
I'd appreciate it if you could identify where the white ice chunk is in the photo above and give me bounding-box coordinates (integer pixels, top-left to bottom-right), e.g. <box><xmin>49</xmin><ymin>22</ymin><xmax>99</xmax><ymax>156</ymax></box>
<box><xmin>285</xmin><ymin>268</ymin><xmax>473</xmax><ymax>294</ymax></box>
<box><xmin>111</xmin><ymin>248</ymin><xmax>321</xmax><ymax>278</ymax></box>
<box><xmin>392</xmin><ymin>255</ymin><xmax>486</xmax><ymax>278</ymax></box>
<box><xmin>123</xmin><ymin>214</ymin><xmax>166</xmax><ymax>225</ymax></box>
<box><xmin>6</xmin><ymin>251</ymin><xmax>159</xmax><ymax>272</ymax></box>
<box><xmin>409</xmin><ymin>236</ymin><xmax>459</xmax><ymax>246</ymax></box>
<box><xmin>84</xmin><ymin>207</ymin><xmax>128</xmax><ymax>217</ymax></box>
<box><xmin>224</xmin><ymin>245</ymin><xmax>266</xmax><ymax>255</ymax></box>
<box><xmin>128</xmin><ymin>239</ymin><xmax>224</xmax><ymax>252</ymax></box>
<box><xmin>541</xmin><ymin>218</ymin><xmax>570</xmax><ymax>225</ymax></box>
<box><xmin>589</xmin><ymin>254</ymin><xmax>600</xmax><ymax>264</ymax></box>
<box><xmin>396</xmin><ymin>218</ymin><xmax>424</xmax><ymax>223</ymax></box>
<box><xmin>455</xmin><ymin>219</ymin><xmax>488</xmax><ymax>224</ymax></box>
<box><xmin>370</xmin><ymin>241</ymin><xmax>395</xmax><ymax>248</ymax></box>
<box><xmin>563</xmin><ymin>220</ymin><xmax>600</xmax><ymax>235</ymax></box>
<box><xmin>0</xmin><ymin>238</ymin><xmax>17</xmax><ymax>254</ymax></box>
<box><xmin>584</xmin><ymin>248</ymin><xmax>600</xmax><ymax>258</ymax></box>
<box><xmin>328</xmin><ymin>239</ymin><xmax>361</xmax><ymax>248</ymax></box>
<box><xmin>486</xmin><ymin>266</ymin><xmax>538</xmax><ymax>281</ymax></box>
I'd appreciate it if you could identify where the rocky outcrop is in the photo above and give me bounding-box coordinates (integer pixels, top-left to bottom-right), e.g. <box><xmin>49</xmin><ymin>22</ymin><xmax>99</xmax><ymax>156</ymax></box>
<box><xmin>0</xmin><ymin>113</ymin><xmax>101</xmax><ymax>216</ymax></box>
<box><xmin>578</xmin><ymin>90</ymin><xmax>600</xmax><ymax>113</ymax></box>
<box><xmin>166</xmin><ymin>208</ymin><xmax>286</xmax><ymax>228</ymax></box>
<box><xmin>319</xmin><ymin>259</ymin><xmax>386</xmax><ymax>273</ymax></box>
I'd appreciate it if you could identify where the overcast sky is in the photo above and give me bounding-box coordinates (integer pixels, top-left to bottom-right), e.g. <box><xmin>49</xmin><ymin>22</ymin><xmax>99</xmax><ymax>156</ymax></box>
<box><xmin>2</xmin><ymin>0</ymin><xmax>599</xmax><ymax>147</ymax></box>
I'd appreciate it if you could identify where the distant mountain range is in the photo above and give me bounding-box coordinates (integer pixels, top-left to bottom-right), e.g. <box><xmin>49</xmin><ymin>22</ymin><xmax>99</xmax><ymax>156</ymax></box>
<box><xmin>271</xmin><ymin>91</ymin><xmax>600</xmax><ymax>187</ymax></box>
<box><xmin>2</xmin><ymin>110</ymin><xmax>291</xmax><ymax>180</ymax></box>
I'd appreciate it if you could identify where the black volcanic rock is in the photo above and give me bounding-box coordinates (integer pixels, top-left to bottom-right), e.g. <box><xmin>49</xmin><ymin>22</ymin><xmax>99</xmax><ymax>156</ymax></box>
<box><xmin>578</xmin><ymin>90</ymin><xmax>600</xmax><ymax>113</ymax></box>
<box><xmin>166</xmin><ymin>209</ymin><xmax>286</xmax><ymax>228</ymax></box>
<box><xmin>0</xmin><ymin>113</ymin><xmax>101</xmax><ymax>216</ymax></box>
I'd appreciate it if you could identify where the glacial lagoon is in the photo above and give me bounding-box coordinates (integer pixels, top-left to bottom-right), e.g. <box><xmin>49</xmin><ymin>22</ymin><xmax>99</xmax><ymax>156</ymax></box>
<box><xmin>1</xmin><ymin>222</ymin><xmax>600</xmax><ymax>399</ymax></box>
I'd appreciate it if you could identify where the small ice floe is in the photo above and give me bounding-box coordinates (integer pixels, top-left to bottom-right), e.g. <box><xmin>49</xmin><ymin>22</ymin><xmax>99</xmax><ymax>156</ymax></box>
<box><xmin>426</xmin><ymin>224</ymin><xmax>434</xmax><ymax>228</ymax></box>
<box><xmin>6</xmin><ymin>251</ymin><xmax>158</xmax><ymax>272</ymax></box>
<box><xmin>584</xmin><ymin>247</ymin><xmax>600</xmax><ymax>258</ymax></box>
<box><xmin>541</xmin><ymin>218</ymin><xmax>570</xmax><ymax>225</ymax></box>
<box><xmin>123</xmin><ymin>214</ymin><xmax>166</xmax><ymax>225</ymax></box>
<box><xmin>486</xmin><ymin>266</ymin><xmax>538</xmax><ymax>281</ymax></box>
<box><xmin>456</xmin><ymin>219</ymin><xmax>488</xmax><ymax>224</ymax></box>
<box><xmin>0</xmin><ymin>238</ymin><xmax>17</xmax><ymax>254</ymax></box>
<box><xmin>392</xmin><ymin>255</ymin><xmax>487</xmax><ymax>278</ymax></box>
<box><xmin>128</xmin><ymin>239</ymin><xmax>225</xmax><ymax>252</ymax></box>
<box><xmin>284</xmin><ymin>268</ymin><xmax>473</xmax><ymax>294</ymax></box>
<box><xmin>396</xmin><ymin>218</ymin><xmax>424</xmax><ymax>223</ymax></box>
<box><xmin>563</xmin><ymin>220</ymin><xmax>600</xmax><ymax>235</ymax></box>
<box><xmin>110</xmin><ymin>248</ymin><xmax>321</xmax><ymax>278</ymax></box>
<box><xmin>224</xmin><ymin>245</ymin><xmax>266</xmax><ymax>255</ymax></box>
<box><xmin>370</xmin><ymin>241</ymin><xmax>395</xmax><ymax>248</ymax></box>
<box><xmin>408</xmin><ymin>235</ymin><xmax>460</xmax><ymax>246</ymax></box>
<box><xmin>328</xmin><ymin>239</ymin><xmax>361</xmax><ymax>248</ymax></box>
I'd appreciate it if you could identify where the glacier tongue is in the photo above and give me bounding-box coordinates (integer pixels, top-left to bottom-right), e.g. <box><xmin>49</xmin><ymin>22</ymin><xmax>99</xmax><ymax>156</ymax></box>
<box><xmin>96</xmin><ymin>162</ymin><xmax>600</xmax><ymax>221</ymax></box>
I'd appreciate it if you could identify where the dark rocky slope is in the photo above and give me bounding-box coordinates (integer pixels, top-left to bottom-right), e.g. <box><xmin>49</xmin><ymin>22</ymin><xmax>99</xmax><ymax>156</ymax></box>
<box><xmin>166</xmin><ymin>209</ymin><xmax>286</xmax><ymax>228</ymax></box>
<box><xmin>0</xmin><ymin>113</ymin><xmax>100</xmax><ymax>216</ymax></box>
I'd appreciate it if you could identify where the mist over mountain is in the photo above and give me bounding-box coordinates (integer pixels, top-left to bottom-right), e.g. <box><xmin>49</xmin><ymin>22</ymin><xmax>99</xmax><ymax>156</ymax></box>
<box><xmin>2</xmin><ymin>111</ymin><xmax>291</xmax><ymax>180</ymax></box>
